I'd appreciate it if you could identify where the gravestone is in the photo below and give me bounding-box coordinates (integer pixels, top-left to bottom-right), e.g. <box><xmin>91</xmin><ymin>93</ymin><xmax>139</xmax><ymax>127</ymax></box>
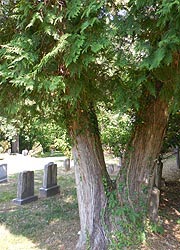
<box><xmin>13</xmin><ymin>171</ymin><xmax>38</xmax><ymax>205</ymax></box>
<box><xmin>22</xmin><ymin>149</ymin><xmax>28</xmax><ymax>156</ymax></box>
<box><xmin>107</xmin><ymin>164</ymin><xmax>114</xmax><ymax>174</ymax></box>
<box><xmin>149</xmin><ymin>187</ymin><xmax>160</xmax><ymax>223</ymax></box>
<box><xmin>11</xmin><ymin>134</ymin><xmax>19</xmax><ymax>153</ymax></box>
<box><xmin>63</xmin><ymin>158</ymin><xmax>70</xmax><ymax>172</ymax></box>
<box><xmin>0</xmin><ymin>164</ymin><xmax>7</xmax><ymax>183</ymax></box>
<box><xmin>39</xmin><ymin>162</ymin><xmax>60</xmax><ymax>198</ymax></box>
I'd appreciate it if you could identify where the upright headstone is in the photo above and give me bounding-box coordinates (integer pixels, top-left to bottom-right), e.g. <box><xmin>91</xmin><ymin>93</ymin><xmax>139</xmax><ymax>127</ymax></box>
<box><xmin>154</xmin><ymin>157</ymin><xmax>163</xmax><ymax>190</ymax></box>
<box><xmin>63</xmin><ymin>158</ymin><xmax>70</xmax><ymax>172</ymax></box>
<box><xmin>11</xmin><ymin>134</ymin><xmax>19</xmax><ymax>153</ymax></box>
<box><xmin>39</xmin><ymin>162</ymin><xmax>60</xmax><ymax>198</ymax></box>
<box><xmin>22</xmin><ymin>149</ymin><xmax>28</xmax><ymax>156</ymax></box>
<box><xmin>13</xmin><ymin>171</ymin><xmax>38</xmax><ymax>205</ymax></box>
<box><xmin>107</xmin><ymin>164</ymin><xmax>114</xmax><ymax>174</ymax></box>
<box><xmin>149</xmin><ymin>187</ymin><xmax>160</xmax><ymax>223</ymax></box>
<box><xmin>0</xmin><ymin>164</ymin><xmax>7</xmax><ymax>183</ymax></box>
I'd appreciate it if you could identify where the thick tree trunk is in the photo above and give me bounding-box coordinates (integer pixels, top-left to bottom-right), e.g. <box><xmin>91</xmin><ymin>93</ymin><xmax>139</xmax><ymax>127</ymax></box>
<box><xmin>69</xmin><ymin>105</ymin><xmax>111</xmax><ymax>250</ymax></box>
<box><xmin>118</xmin><ymin>95</ymin><xmax>169</xmax><ymax>215</ymax></box>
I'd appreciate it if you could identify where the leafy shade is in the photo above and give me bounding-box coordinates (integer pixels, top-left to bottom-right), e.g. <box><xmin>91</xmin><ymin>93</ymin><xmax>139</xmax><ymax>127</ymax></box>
<box><xmin>112</xmin><ymin>0</ymin><xmax>180</xmax><ymax>111</ymax></box>
<box><xmin>0</xmin><ymin>0</ymin><xmax>118</xmax><ymax>123</ymax></box>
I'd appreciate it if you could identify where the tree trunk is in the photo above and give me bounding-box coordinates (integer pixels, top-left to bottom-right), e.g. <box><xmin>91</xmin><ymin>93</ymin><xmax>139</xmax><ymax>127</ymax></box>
<box><xmin>118</xmin><ymin>94</ymin><xmax>169</xmax><ymax>215</ymax></box>
<box><xmin>69</xmin><ymin>105</ymin><xmax>111</xmax><ymax>250</ymax></box>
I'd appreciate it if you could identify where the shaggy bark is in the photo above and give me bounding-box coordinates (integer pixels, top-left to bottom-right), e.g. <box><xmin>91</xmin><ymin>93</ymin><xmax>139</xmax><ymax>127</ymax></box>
<box><xmin>118</xmin><ymin>94</ymin><xmax>169</xmax><ymax>214</ymax></box>
<box><xmin>69</xmin><ymin>105</ymin><xmax>111</xmax><ymax>250</ymax></box>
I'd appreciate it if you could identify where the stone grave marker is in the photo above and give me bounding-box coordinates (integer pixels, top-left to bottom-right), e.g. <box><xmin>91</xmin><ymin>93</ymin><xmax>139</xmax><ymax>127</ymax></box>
<box><xmin>0</xmin><ymin>164</ymin><xmax>7</xmax><ymax>183</ymax></box>
<box><xmin>63</xmin><ymin>158</ymin><xmax>70</xmax><ymax>172</ymax></box>
<box><xmin>149</xmin><ymin>187</ymin><xmax>160</xmax><ymax>223</ymax></box>
<box><xmin>39</xmin><ymin>162</ymin><xmax>60</xmax><ymax>198</ymax></box>
<box><xmin>13</xmin><ymin>171</ymin><xmax>38</xmax><ymax>205</ymax></box>
<box><xmin>22</xmin><ymin>149</ymin><xmax>28</xmax><ymax>156</ymax></box>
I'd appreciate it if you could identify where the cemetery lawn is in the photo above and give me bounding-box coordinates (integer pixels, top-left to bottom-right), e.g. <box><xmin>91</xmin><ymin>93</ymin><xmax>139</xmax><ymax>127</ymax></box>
<box><xmin>0</xmin><ymin>167</ymin><xmax>80</xmax><ymax>250</ymax></box>
<box><xmin>0</xmin><ymin>156</ymin><xmax>180</xmax><ymax>249</ymax></box>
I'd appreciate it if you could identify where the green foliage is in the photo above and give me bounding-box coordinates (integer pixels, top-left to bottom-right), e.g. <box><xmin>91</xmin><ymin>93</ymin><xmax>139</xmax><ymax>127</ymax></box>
<box><xmin>107</xmin><ymin>189</ymin><xmax>147</xmax><ymax>249</ymax></box>
<box><xmin>0</xmin><ymin>0</ymin><xmax>115</xmax><ymax>124</ymax></box>
<box><xmin>113</xmin><ymin>0</ymin><xmax>180</xmax><ymax>110</ymax></box>
<box><xmin>98</xmin><ymin>108</ymin><xmax>132</xmax><ymax>156</ymax></box>
<box><xmin>0</xmin><ymin>117</ymin><xmax>18</xmax><ymax>141</ymax></box>
<box><xmin>53</xmin><ymin>136</ymin><xmax>71</xmax><ymax>157</ymax></box>
<box><xmin>19</xmin><ymin>117</ymin><xmax>70</xmax><ymax>154</ymax></box>
<box><xmin>1</xmin><ymin>0</ymin><xmax>180</xmax><ymax>124</ymax></box>
<box><xmin>148</xmin><ymin>222</ymin><xmax>164</xmax><ymax>234</ymax></box>
<box><xmin>162</xmin><ymin>110</ymin><xmax>180</xmax><ymax>151</ymax></box>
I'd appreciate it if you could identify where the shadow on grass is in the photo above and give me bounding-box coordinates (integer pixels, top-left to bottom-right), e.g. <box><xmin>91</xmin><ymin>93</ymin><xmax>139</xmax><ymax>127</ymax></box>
<box><xmin>0</xmin><ymin>170</ymin><xmax>79</xmax><ymax>250</ymax></box>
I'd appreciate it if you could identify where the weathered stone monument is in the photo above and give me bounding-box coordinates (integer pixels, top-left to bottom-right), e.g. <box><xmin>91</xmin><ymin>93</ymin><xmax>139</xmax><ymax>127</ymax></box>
<box><xmin>63</xmin><ymin>158</ymin><xmax>70</xmax><ymax>172</ymax></box>
<box><xmin>107</xmin><ymin>164</ymin><xmax>114</xmax><ymax>174</ymax></box>
<box><xmin>11</xmin><ymin>134</ymin><xmax>19</xmax><ymax>153</ymax></box>
<box><xmin>149</xmin><ymin>187</ymin><xmax>160</xmax><ymax>223</ymax></box>
<box><xmin>22</xmin><ymin>149</ymin><xmax>28</xmax><ymax>156</ymax></box>
<box><xmin>13</xmin><ymin>171</ymin><xmax>38</xmax><ymax>205</ymax></box>
<box><xmin>0</xmin><ymin>164</ymin><xmax>7</xmax><ymax>183</ymax></box>
<box><xmin>39</xmin><ymin>162</ymin><xmax>60</xmax><ymax>198</ymax></box>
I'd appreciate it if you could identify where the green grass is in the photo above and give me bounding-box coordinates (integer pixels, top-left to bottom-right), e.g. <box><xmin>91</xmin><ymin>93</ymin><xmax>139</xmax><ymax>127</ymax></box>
<box><xmin>0</xmin><ymin>191</ymin><xmax>16</xmax><ymax>202</ymax></box>
<box><xmin>0</xmin><ymin>174</ymin><xmax>18</xmax><ymax>203</ymax></box>
<box><xmin>0</xmin><ymin>177</ymin><xmax>78</xmax><ymax>237</ymax></box>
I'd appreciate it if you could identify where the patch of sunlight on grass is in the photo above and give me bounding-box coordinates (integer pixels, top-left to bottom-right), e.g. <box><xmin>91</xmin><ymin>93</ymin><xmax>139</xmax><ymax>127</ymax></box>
<box><xmin>0</xmin><ymin>225</ymin><xmax>45</xmax><ymax>250</ymax></box>
<box><xmin>64</xmin><ymin>195</ymin><xmax>76</xmax><ymax>203</ymax></box>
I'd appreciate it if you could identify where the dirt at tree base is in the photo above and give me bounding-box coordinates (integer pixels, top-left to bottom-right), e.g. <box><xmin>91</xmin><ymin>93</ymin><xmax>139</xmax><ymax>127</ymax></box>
<box><xmin>142</xmin><ymin>181</ymin><xmax>180</xmax><ymax>250</ymax></box>
<box><xmin>142</xmin><ymin>156</ymin><xmax>180</xmax><ymax>250</ymax></box>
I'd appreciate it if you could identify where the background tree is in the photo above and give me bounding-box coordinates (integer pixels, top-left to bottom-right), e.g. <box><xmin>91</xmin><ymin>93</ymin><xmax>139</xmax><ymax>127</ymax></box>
<box><xmin>19</xmin><ymin>117</ymin><xmax>70</xmax><ymax>154</ymax></box>
<box><xmin>98</xmin><ymin>107</ymin><xmax>132</xmax><ymax>157</ymax></box>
